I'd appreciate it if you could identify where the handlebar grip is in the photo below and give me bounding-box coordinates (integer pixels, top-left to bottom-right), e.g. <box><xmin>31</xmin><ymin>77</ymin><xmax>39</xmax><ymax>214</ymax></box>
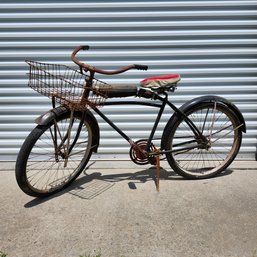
<box><xmin>134</xmin><ymin>64</ymin><xmax>148</xmax><ymax>71</ymax></box>
<box><xmin>81</xmin><ymin>45</ymin><xmax>90</xmax><ymax>51</ymax></box>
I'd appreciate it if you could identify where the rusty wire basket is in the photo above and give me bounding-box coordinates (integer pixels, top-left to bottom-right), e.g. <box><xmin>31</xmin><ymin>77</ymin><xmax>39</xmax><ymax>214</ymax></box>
<box><xmin>26</xmin><ymin>60</ymin><xmax>111</xmax><ymax>110</ymax></box>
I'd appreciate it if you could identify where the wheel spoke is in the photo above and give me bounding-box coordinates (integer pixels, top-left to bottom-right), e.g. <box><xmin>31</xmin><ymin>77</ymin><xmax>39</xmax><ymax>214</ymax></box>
<box><xmin>16</xmin><ymin>113</ymin><xmax>93</xmax><ymax>196</ymax></box>
<box><xmin>166</xmin><ymin>103</ymin><xmax>241</xmax><ymax>178</ymax></box>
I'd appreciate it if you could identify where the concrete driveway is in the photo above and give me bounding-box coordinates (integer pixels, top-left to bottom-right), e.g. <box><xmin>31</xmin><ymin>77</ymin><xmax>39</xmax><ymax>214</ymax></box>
<box><xmin>0</xmin><ymin>161</ymin><xmax>257</xmax><ymax>257</ymax></box>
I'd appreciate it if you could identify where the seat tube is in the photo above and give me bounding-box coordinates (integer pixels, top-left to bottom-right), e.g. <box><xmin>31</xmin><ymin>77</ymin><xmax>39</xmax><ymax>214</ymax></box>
<box><xmin>145</xmin><ymin>94</ymin><xmax>167</xmax><ymax>151</ymax></box>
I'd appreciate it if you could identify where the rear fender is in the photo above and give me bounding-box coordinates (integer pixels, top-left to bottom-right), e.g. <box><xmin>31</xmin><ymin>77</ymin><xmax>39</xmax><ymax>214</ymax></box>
<box><xmin>35</xmin><ymin>106</ymin><xmax>100</xmax><ymax>153</ymax></box>
<box><xmin>179</xmin><ymin>95</ymin><xmax>246</xmax><ymax>132</ymax></box>
<box><xmin>161</xmin><ymin>95</ymin><xmax>246</xmax><ymax>150</ymax></box>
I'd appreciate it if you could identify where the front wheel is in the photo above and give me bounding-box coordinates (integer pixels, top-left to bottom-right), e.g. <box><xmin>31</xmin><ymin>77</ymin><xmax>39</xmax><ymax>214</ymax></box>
<box><xmin>15</xmin><ymin>111</ymin><xmax>93</xmax><ymax>197</ymax></box>
<box><xmin>163</xmin><ymin>101</ymin><xmax>242</xmax><ymax>179</ymax></box>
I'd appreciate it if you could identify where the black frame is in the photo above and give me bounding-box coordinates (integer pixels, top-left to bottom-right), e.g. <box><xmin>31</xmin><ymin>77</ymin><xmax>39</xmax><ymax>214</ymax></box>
<box><xmin>91</xmin><ymin>90</ymin><xmax>203</xmax><ymax>156</ymax></box>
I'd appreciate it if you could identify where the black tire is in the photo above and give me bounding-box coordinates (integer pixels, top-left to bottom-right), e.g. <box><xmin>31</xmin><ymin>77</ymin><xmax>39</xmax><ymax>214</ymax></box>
<box><xmin>163</xmin><ymin>102</ymin><xmax>242</xmax><ymax>179</ymax></box>
<box><xmin>15</xmin><ymin>111</ymin><xmax>93</xmax><ymax>197</ymax></box>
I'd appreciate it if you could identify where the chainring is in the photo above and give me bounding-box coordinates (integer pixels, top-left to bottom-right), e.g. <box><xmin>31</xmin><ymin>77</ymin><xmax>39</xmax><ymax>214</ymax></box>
<box><xmin>129</xmin><ymin>139</ymin><xmax>155</xmax><ymax>165</ymax></box>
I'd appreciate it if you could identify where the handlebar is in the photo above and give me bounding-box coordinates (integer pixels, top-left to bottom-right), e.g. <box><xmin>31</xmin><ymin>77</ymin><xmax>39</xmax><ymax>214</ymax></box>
<box><xmin>71</xmin><ymin>45</ymin><xmax>148</xmax><ymax>75</ymax></box>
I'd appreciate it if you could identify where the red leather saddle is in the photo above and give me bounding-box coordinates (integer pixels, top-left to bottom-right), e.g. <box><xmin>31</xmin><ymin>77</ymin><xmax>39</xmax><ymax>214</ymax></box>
<box><xmin>140</xmin><ymin>74</ymin><xmax>181</xmax><ymax>89</ymax></box>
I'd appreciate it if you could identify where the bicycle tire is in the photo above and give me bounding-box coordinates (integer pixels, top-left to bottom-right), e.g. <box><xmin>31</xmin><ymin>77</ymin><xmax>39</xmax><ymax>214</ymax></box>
<box><xmin>15</xmin><ymin>111</ymin><xmax>93</xmax><ymax>197</ymax></box>
<box><xmin>163</xmin><ymin>102</ymin><xmax>242</xmax><ymax>179</ymax></box>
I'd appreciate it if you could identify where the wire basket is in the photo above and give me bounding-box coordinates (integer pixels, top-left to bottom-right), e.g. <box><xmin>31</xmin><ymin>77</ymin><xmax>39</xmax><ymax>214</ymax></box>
<box><xmin>26</xmin><ymin>60</ymin><xmax>111</xmax><ymax>110</ymax></box>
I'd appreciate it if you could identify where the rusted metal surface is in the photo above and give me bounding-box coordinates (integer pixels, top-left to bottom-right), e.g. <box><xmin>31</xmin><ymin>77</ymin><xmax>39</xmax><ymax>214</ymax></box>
<box><xmin>26</xmin><ymin>60</ymin><xmax>111</xmax><ymax>111</ymax></box>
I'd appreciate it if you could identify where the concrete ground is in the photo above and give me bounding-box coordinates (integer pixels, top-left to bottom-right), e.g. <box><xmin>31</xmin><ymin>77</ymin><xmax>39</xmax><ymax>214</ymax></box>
<box><xmin>0</xmin><ymin>160</ymin><xmax>257</xmax><ymax>257</ymax></box>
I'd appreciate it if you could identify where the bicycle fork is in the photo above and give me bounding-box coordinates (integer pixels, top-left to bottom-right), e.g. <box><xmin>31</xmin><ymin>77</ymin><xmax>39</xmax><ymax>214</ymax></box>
<box><xmin>51</xmin><ymin>110</ymin><xmax>86</xmax><ymax>168</ymax></box>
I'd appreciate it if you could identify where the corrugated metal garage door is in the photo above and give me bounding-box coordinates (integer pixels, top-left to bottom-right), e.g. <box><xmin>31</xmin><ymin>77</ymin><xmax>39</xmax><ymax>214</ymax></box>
<box><xmin>0</xmin><ymin>1</ymin><xmax>256</xmax><ymax>161</ymax></box>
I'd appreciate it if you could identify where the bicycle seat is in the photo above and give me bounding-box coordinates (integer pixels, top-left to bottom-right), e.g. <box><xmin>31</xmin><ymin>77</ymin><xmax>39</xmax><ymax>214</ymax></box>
<box><xmin>140</xmin><ymin>74</ymin><xmax>181</xmax><ymax>90</ymax></box>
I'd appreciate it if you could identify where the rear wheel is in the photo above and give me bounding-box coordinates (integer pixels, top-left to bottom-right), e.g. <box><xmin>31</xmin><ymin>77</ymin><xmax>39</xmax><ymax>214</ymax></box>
<box><xmin>164</xmin><ymin>102</ymin><xmax>242</xmax><ymax>179</ymax></box>
<box><xmin>15</xmin><ymin>111</ymin><xmax>93</xmax><ymax>197</ymax></box>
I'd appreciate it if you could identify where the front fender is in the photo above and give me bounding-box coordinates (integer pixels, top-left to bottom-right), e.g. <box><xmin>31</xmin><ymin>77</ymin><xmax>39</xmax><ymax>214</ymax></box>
<box><xmin>35</xmin><ymin>106</ymin><xmax>100</xmax><ymax>153</ymax></box>
<box><xmin>35</xmin><ymin>105</ymin><xmax>70</xmax><ymax>125</ymax></box>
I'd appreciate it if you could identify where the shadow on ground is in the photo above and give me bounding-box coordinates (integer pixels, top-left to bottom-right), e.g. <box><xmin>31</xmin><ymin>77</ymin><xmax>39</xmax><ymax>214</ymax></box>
<box><xmin>24</xmin><ymin>165</ymin><xmax>233</xmax><ymax>208</ymax></box>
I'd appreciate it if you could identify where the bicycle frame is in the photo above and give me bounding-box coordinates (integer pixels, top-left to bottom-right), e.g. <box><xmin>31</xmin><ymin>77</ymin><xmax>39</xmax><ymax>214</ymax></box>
<box><xmin>91</xmin><ymin>90</ymin><xmax>204</xmax><ymax>156</ymax></box>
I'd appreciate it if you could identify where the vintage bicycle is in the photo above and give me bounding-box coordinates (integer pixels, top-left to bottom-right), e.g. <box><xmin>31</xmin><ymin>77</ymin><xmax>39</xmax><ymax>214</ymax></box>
<box><xmin>15</xmin><ymin>45</ymin><xmax>246</xmax><ymax>197</ymax></box>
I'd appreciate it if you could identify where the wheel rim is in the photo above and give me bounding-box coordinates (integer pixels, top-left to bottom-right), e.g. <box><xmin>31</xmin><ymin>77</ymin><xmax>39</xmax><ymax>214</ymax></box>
<box><xmin>170</xmin><ymin>104</ymin><xmax>240</xmax><ymax>176</ymax></box>
<box><xmin>25</xmin><ymin>115</ymin><xmax>92</xmax><ymax>194</ymax></box>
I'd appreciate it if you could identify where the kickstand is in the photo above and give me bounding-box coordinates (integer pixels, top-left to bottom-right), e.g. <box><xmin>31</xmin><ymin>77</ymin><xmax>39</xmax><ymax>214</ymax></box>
<box><xmin>155</xmin><ymin>149</ymin><xmax>161</xmax><ymax>192</ymax></box>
